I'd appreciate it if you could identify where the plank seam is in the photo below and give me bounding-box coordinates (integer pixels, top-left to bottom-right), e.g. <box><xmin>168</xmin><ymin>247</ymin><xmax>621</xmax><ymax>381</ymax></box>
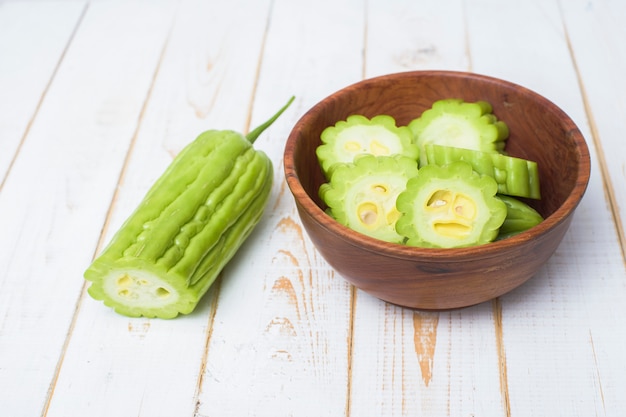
<box><xmin>0</xmin><ymin>3</ymin><xmax>85</xmax><ymax>192</ymax></box>
<box><xmin>36</xmin><ymin>4</ymin><xmax>90</xmax><ymax>416</ymax></box>
<box><xmin>39</xmin><ymin>2</ymin><xmax>180</xmax><ymax>415</ymax></box>
<box><xmin>191</xmin><ymin>0</ymin><xmax>276</xmax><ymax>413</ymax></box>
<box><xmin>493</xmin><ymin>298</ymin><xmax>512</xmax><ymax>417</ymax></box>
<box><xmin>588</xmin><ymin>329</ymin><xmax>607</xmax><ymax>415</ymax></box>
<box><xmin>462</xmin><ymin>0</ymin><xmax>473</xmax><ymax>72</ymax></box>
<box><xmin>243</xmin><ymin>0</ymin><xmax>275</xmax><ymax>135</ymax></box>
<box><xmin>191</xmin><ymin>279</ymin><xmax>222</xmax><ymax>417</ymax></box>
<box><xmin>345</xmin><ymin>285</ymin><xmax>357</xmax><ymax>416</ymax></box>
<box><xmin>361</xmin><ymin>0</ymin><xmax>368</xmax><ymax>80</ymax></box>
<box><xmin>559</xmin><ymin>1</ymin><xmax>626</xmax><ymax>264</ymax></box>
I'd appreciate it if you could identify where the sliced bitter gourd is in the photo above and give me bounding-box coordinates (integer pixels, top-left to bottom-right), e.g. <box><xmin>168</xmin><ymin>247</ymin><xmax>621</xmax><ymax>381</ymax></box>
<box><xmin>496</xmin><ymin>194</ymin><xmax>544</xmax><ymax>239</ymax></box>
<box><xmin>319</xmin><ymin>154</ymin><xmax>419</xmax><ymax>243</ymax></box>
<box><xmin>84</xmin><ymin>98</ymin><xmax>294</xmax><ymax>318</ymax></box>
<box><xmin>423</xmin><ymin>144</ymin><xmax>541</xmax><ymax>199</ymax></box>
<box><xmin>316</xmin><ymin>114</ymin><xmax>418</xmax><ymax>178</ymax></box>
<box><xmin>408</xmin><ymin>99</ymin><xmax>509</xmax><ymax>167</ymax></box>
<box><xmin>395</xmin><ymin>161</ymin><xmax>507</xmax><ymax>248</ymax></box>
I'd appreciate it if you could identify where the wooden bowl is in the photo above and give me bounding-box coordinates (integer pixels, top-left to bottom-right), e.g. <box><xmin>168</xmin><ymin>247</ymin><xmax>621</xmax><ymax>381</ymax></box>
<box><xmin>283</xmin><ymin>71</ymin><xmax>590</xmax><ymax>310</ymax></box>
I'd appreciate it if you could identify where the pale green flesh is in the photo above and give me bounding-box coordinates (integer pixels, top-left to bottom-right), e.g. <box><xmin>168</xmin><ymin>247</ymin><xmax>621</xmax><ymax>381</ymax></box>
<box><xmin>334</xmin><ymin>125</ymin><xmax>407</xmax><ymax>162</ymax></box>
<box><xmin>101</xmin><ymin>269</ymin><xmax>179</xmax><ymax>310</ymax></box>
<box><xmin>344</xmin><ymin>174</ymin><xmax>407</xmax><ymax>243</ymax></box>
<box><xmin>410</xmin><ymin>182</ymin><xmax>490</xmax><ymax>247</ymax></box>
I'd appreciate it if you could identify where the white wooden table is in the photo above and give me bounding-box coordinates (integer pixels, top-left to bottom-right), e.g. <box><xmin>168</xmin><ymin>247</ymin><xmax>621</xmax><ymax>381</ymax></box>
<box><xmin>1</xmin><ymin>1</ymin><xmax>625</xmax><ymax>416</ymax></box>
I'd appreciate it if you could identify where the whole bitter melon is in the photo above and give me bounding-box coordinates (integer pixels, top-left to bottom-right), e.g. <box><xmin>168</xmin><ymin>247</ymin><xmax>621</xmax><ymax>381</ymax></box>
<box><xmin>84</xmin><ymin>97</ymin><xmax>294</xmax><ymax>318</ymax></box>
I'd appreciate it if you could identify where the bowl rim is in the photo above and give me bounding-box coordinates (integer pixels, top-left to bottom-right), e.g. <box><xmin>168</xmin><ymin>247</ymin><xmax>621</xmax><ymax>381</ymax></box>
<box><xmin>283</xmin><ymin>70</ymin><xmax>591</xmax><ymax>262</ymax></box>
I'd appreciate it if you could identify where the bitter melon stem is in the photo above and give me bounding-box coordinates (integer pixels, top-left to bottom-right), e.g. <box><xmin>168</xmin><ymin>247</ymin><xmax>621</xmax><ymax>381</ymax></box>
<box><xmin>246</xmin><ymin>96</ymin><xmax>295</xmax><ymax>144</ymax></box>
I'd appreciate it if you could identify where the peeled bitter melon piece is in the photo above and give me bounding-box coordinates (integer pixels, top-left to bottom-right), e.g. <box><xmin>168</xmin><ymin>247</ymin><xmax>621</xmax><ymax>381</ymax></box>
<box><xmin>408</xmin><ymin>99</ymin><xmax>509</xmax><ymax>167</ymax></box>
<box><xmin>316</xmin><ymin>114</ymin><xmax>418</xmax><ymax>178</ymax></box>
<box><xmin>496</xmin><ymin>194</ymin><xmax>544</xmax><ymax>239</ymax></box>
<box><xmin>423</xmin><ymin>144</ymin><xmax>541</xmax><ymax>199</ymax></box>
<box><xmin>319</xmin><ymin>154</ymin><xmax>419</xmax><ymax>243</ymax></box>
<box><xmin>396</xmin><ymin>161</ymin><xmax>507</xmax><ymax>248</ymax></box>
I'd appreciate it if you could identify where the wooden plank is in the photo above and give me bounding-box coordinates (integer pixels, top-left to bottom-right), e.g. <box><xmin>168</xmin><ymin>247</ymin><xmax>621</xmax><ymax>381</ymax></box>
<box><xmin>558</xmin><ymin>1</ymin><xmax>626</xmax><ymax>415</ymax></box>
<box><xmin>1</xmin><ymin>2</ymin><xmax>622</xmax><ymax>416</ymax></box>
<box><xmin>43</xmin><ymin>0</ymin><xmax>287</xmax><ymax>416</ymax></box>
<box><xmin>0</xmin><ymin>0</ymin><xmax>85</xmax><ymax>182</ymax></box>
<box><xmin>561</xmin><ymin>0</ymin><xmax>626</xmax><ymax>252</ymax></box>
<box><xmin>345</xmin><ymin>1</ymin><xmax>507</xmax><ymax>416</ymax></box>
<box><xmin>0</xmin><ymin>2</ymin><xmax>176</xmax><ymax>416</ymax></box>
<box><xmin>364</xmin><ymin>0</ymin><xmax>470</xmax><ymax>77</ymax></box>
<box><xmin>466</xmin><ymin>0</ymin><xmax>626</xmax><ymax>415</ymax></box>
<box><xmin>350</xmin><ymin>298</ymin><xmax>506</xmax><ymax>416</ymax></box>
<box><xmin>194</xmin><ymin>0</ymin><xmax>365</xmax><ymax>415</ymax></box>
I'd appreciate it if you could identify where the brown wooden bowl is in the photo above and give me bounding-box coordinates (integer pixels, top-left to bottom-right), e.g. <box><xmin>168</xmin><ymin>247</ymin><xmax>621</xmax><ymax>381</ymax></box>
<box><xmin>283</xmin><ymin>70</ymin><xmax>591</xmax><ymax>310</ymax></box>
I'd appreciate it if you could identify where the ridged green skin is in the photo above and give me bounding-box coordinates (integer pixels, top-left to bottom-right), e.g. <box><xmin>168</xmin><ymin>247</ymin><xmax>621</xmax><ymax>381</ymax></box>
<box><xmin>423</xmin><ymin>144</ymin><xmax>541</xmax><ymax>199</ymax></box>
<box><xmin>396</xmin><ymin>161</ymin><xmax>507</xmax><ymax>248</ymax></box>
<box><xmin>496</xmin><ymin>194</ymin><xmax>544</xmax><ymax>239</ymax></box>
<box><xmin>408</xmin><ymin>99</ymin><xmax>509</xmax><ymax>167</ymax></box>
<box><xmin>85</xmin><ymin>97</ymin><xmax>294</xmax><ymax>318</ymax></box>
<box><xmin>319</xmin><ymin>155</ymin><xmax>419</xmax><ymax>244</ymax></box>
<box><xmin>84</xmin><ymin>131</ymin><xmax>272</xmax><ymax>318</ymax></box>
<box><xmin>316</xmin><ymin>114</ymin><xmax>418</xmax><ymax>179</ymax></box>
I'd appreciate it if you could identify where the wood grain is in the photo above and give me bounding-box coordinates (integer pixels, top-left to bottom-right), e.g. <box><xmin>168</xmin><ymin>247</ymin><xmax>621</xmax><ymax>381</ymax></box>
<box><xmin>468</xmin><ymin>0</ymin><xmax>626</xmax><ymax>415</ymax></box>
<box><xmin>0</xmin><ymin>0</ymin><xmax>624</xmax><ymax>416</ymax></box>
<box><xmin>0</xmin><ymin>1</ymin><xmax>85</xmax><ymax>182</ymax></box>
<box><xmin>197</xmin><ymin>0</ymin><xmax>362</xmax><ymax>414</ymax></box>
<box><xmin>0</xmin><ymin>2</ymin><xmax>176</xmax><ymax>416</ymax></box>
<box><xmin>350</xmin><ymin>3</ymin><xmax>505</xmax><ymax>415</ymax></box>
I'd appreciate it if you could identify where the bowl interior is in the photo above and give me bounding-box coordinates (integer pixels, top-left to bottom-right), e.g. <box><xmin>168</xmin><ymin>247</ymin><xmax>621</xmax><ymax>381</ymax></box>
<box><xmin>286</xmin><ymin>71</ymin><xmax>589</xmax><ymax>229</ymax></box>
